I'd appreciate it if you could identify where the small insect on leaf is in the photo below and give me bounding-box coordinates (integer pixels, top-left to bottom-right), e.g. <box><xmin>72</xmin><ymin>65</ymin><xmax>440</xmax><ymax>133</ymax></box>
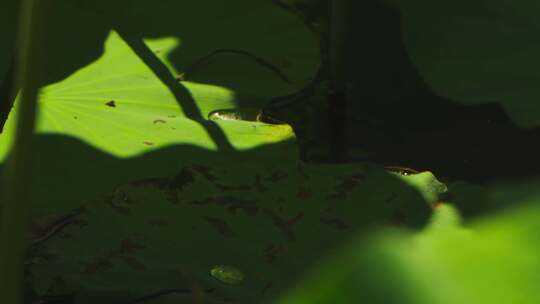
<box><xmin>210</xmin><ymin>265</ymin><xmax>244</xmax><ymax>285</ymax></box>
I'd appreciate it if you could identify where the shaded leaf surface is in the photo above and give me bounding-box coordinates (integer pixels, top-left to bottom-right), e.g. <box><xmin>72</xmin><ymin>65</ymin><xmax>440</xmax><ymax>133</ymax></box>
<box><xmin>398</xmin><ymin>1</ymin><xmax>540</xmax><ymax>127</ymax></box>
<box><xmin>28</xmin><ymin>164</ymin><xmax>442</xmax><ymax>303</ymax></box>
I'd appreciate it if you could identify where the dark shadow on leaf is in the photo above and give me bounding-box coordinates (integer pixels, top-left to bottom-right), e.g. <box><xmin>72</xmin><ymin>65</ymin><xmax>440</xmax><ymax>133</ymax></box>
<box><xmin>1</xmin><ymin>134</ymin><xmax>431</xmax><ymax>303</ymax></box>
<box><xmin>269</xmin><ymin>0</ymin><xmax>540</xmax><ymax>183</ymax></box>
<box><xmin>114</xmin><ymin>30</ymin><xmax>234</xmax><ymax>154</ymax></box>
<box><xmin>345</xmin><ymin>1</ymin><xmax>540</xmax><ymax>182</ymax></box>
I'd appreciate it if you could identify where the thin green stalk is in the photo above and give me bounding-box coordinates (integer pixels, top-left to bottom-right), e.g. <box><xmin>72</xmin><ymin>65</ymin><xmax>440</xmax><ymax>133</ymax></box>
<box><xmin>0</xmin><ymin>0</ymin><xmax>45</xmax><ymax>302</ymax></box>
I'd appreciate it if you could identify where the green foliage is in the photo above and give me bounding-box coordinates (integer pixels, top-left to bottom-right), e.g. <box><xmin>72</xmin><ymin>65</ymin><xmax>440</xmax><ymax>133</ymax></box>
<box><xmin>0</xmin><ymin>0</ymin><xmax>318</xmax><ymax>218</ymax></box>
<box><xmin>398</xmin><ymin>1</ymin><xmax>540</xmax><ymax>127</ymax></box>
<box><xmin>278</xmin><ymin>182</ymin><xmax>540</xmax><ymax>304</ymax></box>
<box><xmin>0</xmin><ymin>0</ymin><xmax>321</xmax><ymax>159</ymax></box>
<box><xmin>1</xmin><ymin>32</ymin><xmax>297</xmax><ymax>158</ymax></box>
<box><xmin>1</xmin><ymin>0</ymin><xmax>539</xmax><ymax>303</ymax></box>
<box><xmin>27</xmin><ymin>164</ymin><xmax>439</xmax><ymax>303</ymax></box>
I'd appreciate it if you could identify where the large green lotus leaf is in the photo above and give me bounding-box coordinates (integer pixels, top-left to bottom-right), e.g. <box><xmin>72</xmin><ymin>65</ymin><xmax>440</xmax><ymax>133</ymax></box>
<box><xmin>397</xmin><ymin>1</ymin><xmax>540</xmax><ymax>127</ymax></box>
<box><xmin>277</xmin><ymin>178</ymin><xmax>540</xmax><ymax>304</ymax></box>
<box><xmin>0</xmin><ymin>31</ymin><xmax>296</xmax><ymax>158</ymax></box>
<box><xmin>28</xmin><ymin>165</ymin><xmax>443</xmax><ymax>303</ymax></box>
<box><xmin>0</xmin><ymin>0</ymin><xmax>320</xmax><ymax>159</ymax></box>
<box><xmin>0</xmin><ymin>0</ymin><xmax>320</xmax><ymax>217</ymax></box>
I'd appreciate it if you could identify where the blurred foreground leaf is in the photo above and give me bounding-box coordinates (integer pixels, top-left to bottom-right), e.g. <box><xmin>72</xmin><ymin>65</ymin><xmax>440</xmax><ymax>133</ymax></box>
<box><xmin>278</xmin><ymin>178</ymin><xmax>540</xmax><ymax>304</ymax></box>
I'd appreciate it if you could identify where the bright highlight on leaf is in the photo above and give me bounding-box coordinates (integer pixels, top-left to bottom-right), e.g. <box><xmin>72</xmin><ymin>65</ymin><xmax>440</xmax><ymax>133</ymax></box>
<box><xmin>0</xmin><ymin>31</ymin><xmax>300</xmax><ymax>159</ymax></box>
<box><xmin>210</xmin><ymin>265</ymin><xmax>245</xmax><ymax>285</ymax></box>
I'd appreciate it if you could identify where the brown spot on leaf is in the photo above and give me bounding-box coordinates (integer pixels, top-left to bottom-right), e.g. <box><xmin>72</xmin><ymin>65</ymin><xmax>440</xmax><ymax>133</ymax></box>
<box><xmin>191</xmin><ymin>164</ymin><xmax>217</xmax><ymax>181</ymax></box>
<box><xmin>80</xmin><ymin>238</ymin><xmax>146</xmax><ymax>276</ymax></box>
<box><xmin>329</xmin><ymin>173</ymin><xmax>365</xmax><ymax>200</ymax></box>
<box><xmin>105</xmin><ymin>100</ymin><xmax>116</xmax><ymax>107</ymax></box>
<box><xmin>265</xmin><ymin>170</ymin><xmax>288</xmax><ymax>182</ymax></box>
<box><xmin>129</xmin><ymin>172</ymin><xmax>192</xmax><ymax>205</ymax></box>
<box><xmin>191</xmin><ymin>196</ymin><xmax>259</xmax><ymax>216</ymax></box>
<box><xmin>81</xmin><ymin>257</ymin><xmax>114</xmax><ymax>275</ymax></box>
<box><xmin>122</xmin><ymin>165</ymin><xmax>237</xmax><ymax>206</ymax></box>
<box><xmin>118</xmin><ymin>255</ymin><xmax>147</xmax><ymax>271</ymax></box>
<box><xmin>215</xmin><ymin>184</ymin><xmax>252</xmax><ymax>191</ymax></box>
<box><xmin>260</xmin><ymin>282</ymin><xmax>273</xmax><ymax>295</ymax></box>
<box><xmin>143</xmin><ymin>141</ymin><xmax>154</xmax><ymax>146</ymax></box>
<box><xmin>264</xmin><ymin>243</ymin><xmax>285</xmax><ymax>264</ymax></box>
<box><xmin>296</xmin><ymin>186</ymin><xmax>311</xmax><ymax>200</ymax></box>
<box><xmin>203</xmin><ymin>216</ymin><xmax>236</xmax><ymax>238</ymax></box>
<box><xmin>264</xmin><ymin>209</ymin><xmax>303</xmax><ymax>242</ymax></box>
<box><xmin>320</xmin><ymin>217</ymin><xmax>349</xmax><ymax>230</ymax></box>
<box><xmin>28</xmin><ymin>210</ymin><xmax>83</xmax><ymax>245</ymax></box>
<box><xmin>253</xmin><ymin>272</ymin><xmax>267</xmax><ymax>281</ymax></box>
<box><xmin>168</xmin><ymin>167</ymin><xmax>196</xmax><ymax>190</ymax></box>
<box><xmin>153</xmin><ymin>119</ymin><xmax>166</xmax><ymax>124</ymax></box>
<box><xmin>120</xmin><ymin>239</ymin><xmax>146</xmax><ymax>254</ymax></box>
<box><xmin>224</xmin><ymin>197</ymin><xmax>259</xmax><ymax>215</ymax></box>
<box><xmin>432</xmin><ymin>201</ymin><xmax>444</xmax><ymax>209</ymax></box>
<box><xmin>104</xmin><ymin>189</ymin><xmax>137</xmax><ymax>215</ymax></box>
<box><xmin>164</xmin><ymin>190</ymin><xmax>179</xmax><ymax>205</ymax></box>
